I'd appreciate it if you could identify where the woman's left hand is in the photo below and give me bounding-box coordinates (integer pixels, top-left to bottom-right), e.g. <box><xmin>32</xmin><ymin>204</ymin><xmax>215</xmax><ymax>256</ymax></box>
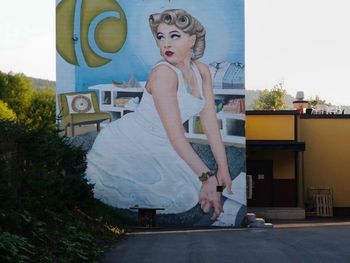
<box><xmin>199</xmin><ymin>175</ymin><xmax>223</xmax><ymax>221</ymax></box>
<box><xmin>216</xmin><ymin>167</ymin><xmax>233</xmax><ymax>194</ymax></box>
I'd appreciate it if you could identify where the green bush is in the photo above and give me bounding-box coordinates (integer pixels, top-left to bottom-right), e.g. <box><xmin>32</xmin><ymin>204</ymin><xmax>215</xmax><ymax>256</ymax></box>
<box><xmin>0</xmin><ymin>120</ymin><xmax>93</xmax><ymax>216</ymax></box>
<box><xmin>0</xmin><ymin>71</ymin><xmax>126</xmax><ymax>261</ymax></box>
<box><xmin>0</xmin><ymin>232</ymin><xmax>34</xmax><ymax>263</ymax></box>
<box><xmin>58</xmin><ymin>225</ymin><xmax>101</xmax><ymax>263</ymax></box>
<box><xmin>0</xmin><ymin>120</ymin><xmax>125</xmax><ymax>262</ymax></box>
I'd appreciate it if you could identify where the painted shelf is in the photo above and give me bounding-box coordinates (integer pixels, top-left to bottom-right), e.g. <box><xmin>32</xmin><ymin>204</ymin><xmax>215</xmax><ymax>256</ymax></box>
<box><xmin>88</xmin><ymin>84</ymin><xmax>245</xmax><ymax>146</ymax></box>
<box><xmin>89</xmin><ymin>84</ymin><xmax>144</xmax><ymax>117</ymax></box>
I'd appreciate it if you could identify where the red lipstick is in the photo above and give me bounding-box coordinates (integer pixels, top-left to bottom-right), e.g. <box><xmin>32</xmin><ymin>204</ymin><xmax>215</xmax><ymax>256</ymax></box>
<box><xmin>165</xmin><ymin>51</ymin><xmax>174</xmax><ymax>56</ymax></box>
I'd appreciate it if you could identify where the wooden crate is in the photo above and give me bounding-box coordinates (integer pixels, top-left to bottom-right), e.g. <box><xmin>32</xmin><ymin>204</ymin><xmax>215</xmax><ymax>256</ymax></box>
<box><xmin>315</xmin><ymin>194</ymin><xmax>333</xmax><ymax>217</ymax></box>
<box><xmin>307</xmin><ymin>187</ymin><xmax>333</xmax><ymax>217</ymax></box>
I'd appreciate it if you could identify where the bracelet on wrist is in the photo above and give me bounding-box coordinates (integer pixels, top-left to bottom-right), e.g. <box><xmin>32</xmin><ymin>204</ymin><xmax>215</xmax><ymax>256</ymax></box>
<box><xmin>199</xmin><ymin>171</ymin><xmax>215</xmax><ymax>182</ymax></box>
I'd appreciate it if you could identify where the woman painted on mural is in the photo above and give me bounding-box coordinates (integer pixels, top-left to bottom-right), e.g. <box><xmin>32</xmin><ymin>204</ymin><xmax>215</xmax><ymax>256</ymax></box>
<box><xmin>86</xmin><ymin>9</ymin><xmax>233</xmax><ymax>221</ymax></box>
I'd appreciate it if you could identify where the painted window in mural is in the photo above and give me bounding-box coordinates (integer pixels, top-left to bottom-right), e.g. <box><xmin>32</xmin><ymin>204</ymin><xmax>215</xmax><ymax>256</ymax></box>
<box><xmin>56</xmin><ymin>0</ymin><xmax>246</xmax><ymax>227</ymax></box>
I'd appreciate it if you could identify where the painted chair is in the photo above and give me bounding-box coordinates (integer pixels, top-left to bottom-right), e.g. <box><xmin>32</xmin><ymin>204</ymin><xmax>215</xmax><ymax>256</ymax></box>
<box><xmin>58</xmin><ymin>91</ymin><xmax>111</xmax><ymax>136</ymax></box>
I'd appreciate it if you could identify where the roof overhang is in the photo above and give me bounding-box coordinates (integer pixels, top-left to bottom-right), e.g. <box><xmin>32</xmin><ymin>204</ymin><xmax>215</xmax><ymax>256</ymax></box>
<box><xmin>247</xmin><ymin>140</ymin><xmax>306</xmax><ymax>152</ymax></box>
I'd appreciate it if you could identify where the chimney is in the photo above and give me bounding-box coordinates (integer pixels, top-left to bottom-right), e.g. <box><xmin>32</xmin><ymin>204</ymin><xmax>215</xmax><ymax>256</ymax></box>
<box><xmin>293</xmin><ymin>91</ymin><xmax>309</xmax><ymax>114</ymax></box>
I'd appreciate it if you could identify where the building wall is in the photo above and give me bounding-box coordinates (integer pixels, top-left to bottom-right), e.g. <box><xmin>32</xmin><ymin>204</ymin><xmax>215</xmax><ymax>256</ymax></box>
<box><xmin>246</xmin><ymin>115</ymin><xmax>295</xmax><ymax>140</ymax></box>
<box><xmin>247</xmin><ymin>151</ymin><xmax>295</xmax><ymax>180</ymax></box>
<box><xmin>246</xmin><ymin>113</ymin><xmax>298</xmax><ymax>207</ymax></box>
<box><xmin>247</xmin><ymin>151</ymin><xmax>296</xmax><ymax>207</ymax></box>
<box><xmin>300</xmin><ymin>117</ymin><xmax>350</xmax><ymax>207</ymax></box>
<box><xmin>56</xmin><ymin>0</ymin><xmax>247</xmax><ymax>227</ymax></box>
<box><xmin>247</xmin><ymin>112</ymin><xmax>350</xmax><ymax>210</ymax></box>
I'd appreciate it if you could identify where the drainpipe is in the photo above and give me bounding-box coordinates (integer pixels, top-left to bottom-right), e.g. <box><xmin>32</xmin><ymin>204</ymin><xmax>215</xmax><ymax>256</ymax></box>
<box><xmin>297</xmin><ymin>151</ymin><xmax>305</xmax><ymax>207</ymax></box>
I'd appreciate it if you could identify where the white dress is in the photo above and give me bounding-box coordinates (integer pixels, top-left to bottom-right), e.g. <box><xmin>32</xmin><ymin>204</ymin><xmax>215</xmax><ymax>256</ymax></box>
<box><xmin>86</xmin><ymin>61</ymin><xmax>206</xmax><ymax>214</ymax></box>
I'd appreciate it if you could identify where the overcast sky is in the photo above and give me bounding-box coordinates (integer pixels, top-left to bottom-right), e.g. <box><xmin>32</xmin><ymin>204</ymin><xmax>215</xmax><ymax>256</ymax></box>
<box><xmin>0</xmin><ymin>0</ymin><xmax>349</xmax><ymax>105</ymax></box>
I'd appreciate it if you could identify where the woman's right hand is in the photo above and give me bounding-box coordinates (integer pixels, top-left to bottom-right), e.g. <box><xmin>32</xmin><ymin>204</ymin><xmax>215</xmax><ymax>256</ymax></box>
<box><xmin>199</xmin><ymin>176</ymin><xmax>223</xmax><ymax>221</ymax></box>
<box><xmin>216</xmin><ymin>167</ymin><xmax>233</xmax><ymax>195</ymax></box>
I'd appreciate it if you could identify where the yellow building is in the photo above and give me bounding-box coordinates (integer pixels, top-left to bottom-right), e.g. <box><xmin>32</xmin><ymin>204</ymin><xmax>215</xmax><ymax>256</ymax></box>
<box><xmin>246</xmin><ymin>110</ymin><xmax>350</xmax><ymax>218</ymax></box>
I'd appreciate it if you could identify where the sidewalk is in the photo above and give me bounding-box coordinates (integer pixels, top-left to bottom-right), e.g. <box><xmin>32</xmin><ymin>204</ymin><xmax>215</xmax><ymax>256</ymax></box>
<box><xmin>271</xmin><ymin>217</ymin><xmax>350</xmax><ymax>229</ymax></box>
<box><xmin>100</xmin><ymin>217</ymin><xmax>350</xmax><ymax>263</ymax></box>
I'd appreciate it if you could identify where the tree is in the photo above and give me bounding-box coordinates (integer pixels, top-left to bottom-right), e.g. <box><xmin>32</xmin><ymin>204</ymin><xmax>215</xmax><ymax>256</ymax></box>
<box><xmin>0</xmin><ymin>71</ymin><xmax>34</xmax><ymax>121</ymax></box>
<box><xmin>308</xmin><ymin>95</ymin><xmax>327</xmax><ymax>108</ymax></box>
<box><xmin>254</xmin><ymin>82</ymin><xmax>287</xmax><ymax>110</ymax></box>
<box><xmin>0</xmin><ymin>71</ymin><xmax>56</xmax><ymax>128</ymax></box>
<box><xmin>26</xmin><ymin>87</ymin><xmax>56</xmax><ymax>129</ymax></box>
<box><xmin>0</xmin><ymin>100</ymin><xmax>16</xmax><ymax>121</ymax></box>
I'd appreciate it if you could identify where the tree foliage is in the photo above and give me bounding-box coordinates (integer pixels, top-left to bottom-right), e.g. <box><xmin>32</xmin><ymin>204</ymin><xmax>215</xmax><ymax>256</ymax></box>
<box><xmin>0</xmin><ymin>71</ymin><xmax>56</xmax><ymax>128</ymax></box>
<box><xmin>254</xmin><ymin>82</ymin><xmax>287</xmax><ymax>110</ymax></box>
<box><xmin>0</xmin><ymin>120</ymin><xmax>125</xmax><ymax>262</ymax></box>
<box><xmin>0</xmin><ymin>71</ymin><xmax>126</xmax><ymax>262</ymax></box>
<box><xmin>26</xmin><ymin>87</ymin><xmax>56</xmax><ymax>129</ymax></box>
<box><xmin>0</xmin><ymin>100</ymin><xmax>16</xmax><ymax>121</ymax></box>
<box><xmin>308</xmin><ymin>95</ymin><xmax>327</xmax><ymax>107</ymax></box>
<box><xmin>0</xmin><ymin>72</ymin><xmax>34</xmax><ymax>122</ymax></box>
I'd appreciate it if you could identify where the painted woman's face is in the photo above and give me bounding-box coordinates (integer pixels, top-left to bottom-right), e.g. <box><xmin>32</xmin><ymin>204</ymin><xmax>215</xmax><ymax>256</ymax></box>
<box><xmin>156</xmin><ymin>23</ymin><xmax>196</xmax><ymax>65</ymax></box>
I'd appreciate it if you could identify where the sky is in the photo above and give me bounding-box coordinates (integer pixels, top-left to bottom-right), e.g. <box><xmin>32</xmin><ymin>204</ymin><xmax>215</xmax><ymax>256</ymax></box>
<box><xmin>0</xmin><ymin>0</ymin><xmax>349</xmax><ymax>106</ymax></box>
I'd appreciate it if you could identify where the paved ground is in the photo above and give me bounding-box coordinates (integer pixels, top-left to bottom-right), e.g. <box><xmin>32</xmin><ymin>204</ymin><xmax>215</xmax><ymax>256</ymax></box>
<box><xmin>100</xmin><ymin>220</ymin><xmax>350</xmax><ymax>263</ymax></box>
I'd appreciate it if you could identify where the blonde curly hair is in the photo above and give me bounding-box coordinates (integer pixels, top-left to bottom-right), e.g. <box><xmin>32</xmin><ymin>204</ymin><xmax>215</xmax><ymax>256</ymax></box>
<box><xmin>149</xmin><ymin>9</ymin><xmax>206</xmax><ymax>60</ymax></box>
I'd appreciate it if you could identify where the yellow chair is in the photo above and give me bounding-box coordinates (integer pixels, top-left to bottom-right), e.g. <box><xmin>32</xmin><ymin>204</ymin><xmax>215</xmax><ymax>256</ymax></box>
<box><xmin>58</xmin><ymin>91</ymin><xmax>111</xmax><ymax>136</ymax></box>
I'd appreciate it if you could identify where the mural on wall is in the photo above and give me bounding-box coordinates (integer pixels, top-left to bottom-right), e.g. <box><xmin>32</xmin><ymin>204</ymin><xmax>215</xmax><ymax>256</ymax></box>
<box><xmin>56</xmin><ymin>0</ymin><xmax>246</xmax><ymax>227</ymax></box>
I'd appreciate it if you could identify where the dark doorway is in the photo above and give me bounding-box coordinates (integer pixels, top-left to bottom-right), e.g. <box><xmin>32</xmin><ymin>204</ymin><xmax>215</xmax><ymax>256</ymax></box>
<box><xmin>247</xmin><ymin>160</ymin><xmax>273</xmax><ymax>207</ymax></box>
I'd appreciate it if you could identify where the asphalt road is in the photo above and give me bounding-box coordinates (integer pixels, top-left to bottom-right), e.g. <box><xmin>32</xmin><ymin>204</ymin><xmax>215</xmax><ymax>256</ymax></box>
<box><xmin>101</xmin><ymin>223</ymin><xmax>350</xmax><ymax>263</ymax></box>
